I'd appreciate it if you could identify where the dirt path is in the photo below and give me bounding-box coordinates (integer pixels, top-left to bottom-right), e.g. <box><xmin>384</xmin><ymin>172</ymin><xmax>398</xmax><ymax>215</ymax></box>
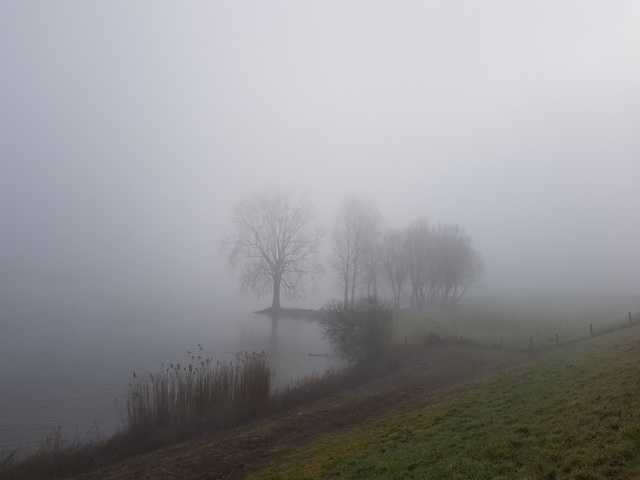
<box><xmin>72</xmin><ymin>344</ymin><xmax>525</xmax><ymax>480</ymax></box>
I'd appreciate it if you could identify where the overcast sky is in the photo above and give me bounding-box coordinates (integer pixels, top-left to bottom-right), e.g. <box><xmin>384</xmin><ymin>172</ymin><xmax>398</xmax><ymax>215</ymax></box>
<box><xmin>1</xmin><ymin>1</ymin><xmax>639</xmax><ymax>309</ymax></box>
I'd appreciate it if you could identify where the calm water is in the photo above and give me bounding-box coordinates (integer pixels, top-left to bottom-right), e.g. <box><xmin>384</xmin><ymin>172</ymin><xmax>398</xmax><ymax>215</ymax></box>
<box><xmin>0</xmin><ymin>302</ymin><xmax>341</xmax><ymax>452</ymax></box>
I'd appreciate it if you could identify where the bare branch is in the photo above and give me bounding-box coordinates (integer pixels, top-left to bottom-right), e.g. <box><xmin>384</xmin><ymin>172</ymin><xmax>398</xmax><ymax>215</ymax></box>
<box><xmin>222</xmin><ymin>188</ymin><xmax>323</xmax><ymax>309</ymax></box>
<box><xmin>330</xmin><ymin>194</ymin><xmax>381</xmax><ymax>308</ymax></box>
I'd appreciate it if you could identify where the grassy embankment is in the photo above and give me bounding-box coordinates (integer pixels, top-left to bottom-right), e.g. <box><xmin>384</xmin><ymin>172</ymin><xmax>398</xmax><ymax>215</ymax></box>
<box><xmin>395</xmin><ymin>304</ymin><xmax>637</xmax><ymax>350</ymax></box>
<box><xmin>251</xmin><ymin>321</ymin><xmax>640</xmax><ymax>479</ymax></box>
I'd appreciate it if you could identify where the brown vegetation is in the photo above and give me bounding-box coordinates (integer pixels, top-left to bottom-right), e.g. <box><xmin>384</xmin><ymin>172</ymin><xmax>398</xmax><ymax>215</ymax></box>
<box><xmin>321</xmin><ymin>295</ymin><xmax>396</xmax><ymax>362</ymax></box>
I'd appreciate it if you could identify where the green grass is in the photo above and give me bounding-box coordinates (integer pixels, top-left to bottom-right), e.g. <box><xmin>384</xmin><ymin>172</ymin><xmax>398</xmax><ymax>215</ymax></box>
<box><xmin>394</xmin><ymin>305</ymin><xmax>639</xmax><ymax>350</ymax></box>
<box><xmin>251</xmin><ymin>324</ymin><xmax>640</xmax><ymax>479</ymax></box>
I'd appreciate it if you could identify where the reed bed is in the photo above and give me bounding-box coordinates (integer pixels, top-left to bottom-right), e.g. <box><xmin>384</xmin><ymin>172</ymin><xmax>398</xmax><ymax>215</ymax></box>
<box><xmin>126</xmin><ymin>351</ymin><xmax>271</xmax><ymax>434</ymax></box>
<box><xmin>0</xmin><ymin>427</ymin><xmax>96</xmax><ymax>480</ymax></box>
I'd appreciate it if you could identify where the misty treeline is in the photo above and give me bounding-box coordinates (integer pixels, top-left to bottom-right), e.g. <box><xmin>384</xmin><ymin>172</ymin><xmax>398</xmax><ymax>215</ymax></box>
<box><xmin>223</xmin><ymin>188</ymin><xmax>483</xmax><ymax>310</ymax></box>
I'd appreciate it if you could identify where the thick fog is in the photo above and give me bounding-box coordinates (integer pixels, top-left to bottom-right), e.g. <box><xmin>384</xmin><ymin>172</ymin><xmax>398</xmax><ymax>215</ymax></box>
<box><xmin>2</xmin><ymin>1</ymin><xmax>640</xmax><ymax>313</ymax></box>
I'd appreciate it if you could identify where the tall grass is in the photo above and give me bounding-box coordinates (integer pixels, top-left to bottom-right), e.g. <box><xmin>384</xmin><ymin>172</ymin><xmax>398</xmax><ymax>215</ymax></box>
<box><xmin>0</xmin><ymin>427</ymin><xmax>96</xmax><ymax>480</ymax></box>
<box><xmin>126</xmin><ymin>351</ymin><xmax>271</xmax><ymax>435</ymax></box>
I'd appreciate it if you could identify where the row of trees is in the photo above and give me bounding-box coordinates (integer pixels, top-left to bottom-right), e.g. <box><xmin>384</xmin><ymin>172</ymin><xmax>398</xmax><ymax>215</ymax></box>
<box><xmin>223</xmin><ymin>189</ymin><xmax>483</xmax><ymax>310</ymax></box>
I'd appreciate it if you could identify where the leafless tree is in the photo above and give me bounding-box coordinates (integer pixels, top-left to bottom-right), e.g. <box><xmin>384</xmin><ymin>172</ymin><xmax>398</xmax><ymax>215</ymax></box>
<box><xmin>362</xmin><ymin>251</ymin><xmax>380</xmax><ymax>298</ymax></box>
<box><xmin>222</xmin><ymin>189</ymin><xmax>323</xmax><ymax>310</ymax></box>
<box><xmin>379</xmin><ymin>228</ymin><xmax>408</xmax><ymax>310</ymax></box>
<box><xmin>404</xmin><ymin>217</ymin><xmax>431</xmax><ymax>308</ymax></box>
<box><xmin>330</xmin><ymin>194</ymin><xmax>381</xmax><ymax>308</ymax></box>
<box><xmin>402</xmin><ymin>219</ymin><xmax>483</xmax><ymax>308</ymax></box>
<box><xmin>432</xmin><ymin>223</ymin><xmax>484</xmax><ymax>305</ymax></box>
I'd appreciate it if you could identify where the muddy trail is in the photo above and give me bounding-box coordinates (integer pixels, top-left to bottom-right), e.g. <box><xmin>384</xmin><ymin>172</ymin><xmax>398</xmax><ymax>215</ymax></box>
<box><xmin>71</xmin><ymin>343</ymin><xmax>525</xmax><ymax>480</ymax></box>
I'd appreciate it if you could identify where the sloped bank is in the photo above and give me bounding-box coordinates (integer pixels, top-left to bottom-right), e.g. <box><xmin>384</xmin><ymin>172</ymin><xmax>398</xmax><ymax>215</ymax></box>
<box><xmin>67</xmin><ymin>341</ymin><xmax>522</xmax><ymax>480</ymax></box>
<box><xmin>253</xmin><ymin>325</ymin><xmax>640</xmax><ymax>479</ymax></box>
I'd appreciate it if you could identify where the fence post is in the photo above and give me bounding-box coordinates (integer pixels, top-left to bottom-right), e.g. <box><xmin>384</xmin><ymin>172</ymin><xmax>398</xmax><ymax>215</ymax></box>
<box><xmin>500</xmin><ymin>337</ymin><xmax>504</xmax><ymax>347</ymax></box>
<box><xmin>590</xmin><ymin>324</ymin><xmax>593</xmax><ymax>337</ymax></box>
<box><xmin>530</xmin><ymin>338</ymin><xmax>533</xmax><ymax>350</ymax></box>
<box><xmin>630</xmin><ymin>312</ymin><xmax>633</xmax><ymax>325</ymax></box>
<box><xmin>555</xmin><ymin>333</ymin><xmax>559</xmax><ymax>346</ymax></box>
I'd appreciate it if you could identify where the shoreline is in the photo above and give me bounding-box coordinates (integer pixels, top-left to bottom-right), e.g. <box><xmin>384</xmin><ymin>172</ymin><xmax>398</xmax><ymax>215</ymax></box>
<box><xmin>66</xmin><ymin>341</ymin><xmax>523</xmax><ymax>480</ymax></box>
<box><xmin>253</xmin><ymin>307</ymin><xmax>324</xmax><ymax>319</ymax></box>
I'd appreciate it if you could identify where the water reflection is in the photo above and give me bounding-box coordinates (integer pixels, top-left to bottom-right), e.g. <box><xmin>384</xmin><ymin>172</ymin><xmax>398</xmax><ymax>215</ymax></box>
<box><xmin>0</xmin><ymin>308</ymin><xmax>342</xmax><ymax>452</ymax></box>
<box><xmin>269</xmin><ymin>315</ymin><xmax>279</xmax><ymax>354</ymax></box>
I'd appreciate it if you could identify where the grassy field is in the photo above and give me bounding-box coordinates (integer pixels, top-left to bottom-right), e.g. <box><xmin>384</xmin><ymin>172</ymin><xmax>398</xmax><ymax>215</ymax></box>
<box><xmin>395</xmin><ymin>303</ymin><xmax>639</xmax><ymax>351</ymax></box>
<box><xmin>251</xmin><ymin>323</ymin><xmax>640</xmax><ymax>479</ymax></box>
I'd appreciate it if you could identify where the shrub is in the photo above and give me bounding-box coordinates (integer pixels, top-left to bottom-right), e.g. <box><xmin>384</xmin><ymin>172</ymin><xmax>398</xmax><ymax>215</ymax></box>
<box><xmin>321</xmin><ymin>296</ymin><xmax>396</xmax><ymax>364</ymax></box>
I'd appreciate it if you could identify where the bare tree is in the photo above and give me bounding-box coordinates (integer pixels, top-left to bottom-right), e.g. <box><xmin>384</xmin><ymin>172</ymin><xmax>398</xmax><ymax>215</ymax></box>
<box><xmin>432</xmin><ymin>223</ymin><xmax>484</xmax><ymax>306</ymax></box>
<box><xmin>222</xmin><ymin>189</ymin><xmax>323</xmax><ymax>310</ymax></box>
<box><xmin>379</xmin><ymin>228</ymin><xmax>408</xmax><ymax>310</ymax></box>
<box><xmin>330</xmin><ymin>194</ymin><xmax>381</xmax><ymax>308</ymax></box>
<box><xmin>402</xmin><ymin>219</ymin><xmax>484</xmax><ymax>308</ymax></box>
<box><xmin>404</xmin><ymin>217</ymin><xmax>431</xmax><ymax>308</ymax></box>
<box><xmin>362</xmin><ymin>250</ymin><xmax>380</xmax><ymax>299</ymax></box>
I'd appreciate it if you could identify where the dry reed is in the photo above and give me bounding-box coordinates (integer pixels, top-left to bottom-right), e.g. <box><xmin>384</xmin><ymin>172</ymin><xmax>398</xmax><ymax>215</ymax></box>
<box><xmin>126</xmin><ymin>351</ymin><xmax>271</xmax><ymax>434</ymax></box>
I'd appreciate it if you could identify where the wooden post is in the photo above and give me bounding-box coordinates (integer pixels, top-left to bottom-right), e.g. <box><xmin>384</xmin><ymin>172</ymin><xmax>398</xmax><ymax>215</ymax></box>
<box><xmin>530</xmin><ymin>338</ymin><xmax>533</xmax><ymax>350</ymax></box>
<box><xmin>555</xmin><ymin>333</ymin><xmax>559</xmax><ymax>346</ymax></box>
<box><xmin>590</xmin><ymin>324</ymin><xmax>593</xmax><ymax>337</ymax></box>
<box><xmin>500</xmin><ymin>337</ymin><xmax>504</xmax><ymax>347</ymax></box>
<box><xmin>629</xmin><ymin>312</ymin><xmax>633</xmax><ymax>325</ymax></box>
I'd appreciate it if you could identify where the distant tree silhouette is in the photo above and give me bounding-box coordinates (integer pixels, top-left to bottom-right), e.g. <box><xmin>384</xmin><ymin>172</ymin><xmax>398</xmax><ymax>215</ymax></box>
<box><xmin>223</xmin><ymin>189</ymin><xmax>322</xmax><ymax>309</ymax></box>
<box><xmin>403</xmin><ymin>219</ymin><xmax>483</xmax><ymax>307</ymax></box>
<box><xmin>330</xmin><ymin>194</ymin><xmax>381</xmax><ymax>308</ymax></box>
<box><xmin>379</xmin><ymin>228</ymin><xmax>408</xmax><ymax>310</ymax></box>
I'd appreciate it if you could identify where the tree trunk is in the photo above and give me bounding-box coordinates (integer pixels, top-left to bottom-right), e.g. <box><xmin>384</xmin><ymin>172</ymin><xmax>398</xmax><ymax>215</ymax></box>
<box><xmin>443</xmin><ymin>284</ymin><xmax>451</xmax><ymax>306</ymax></box>
<box><xmin>343</xmin><ymin>276</ymin><xmax>349</xmax><ymax>307</ymax></box>
<box><xmin>272</xmin><ymin>273</ymin><xmax>281</xmax><ymax>309</ymax></box>
<box><xmin>391</xmin><ymin>283</ymin><xmax>399</xmax><ymax>310</ymax></box>
<box><xmin>350</xmin><ymin>267</ymin><xmax>356</xmax><ymax>309</ymax></box>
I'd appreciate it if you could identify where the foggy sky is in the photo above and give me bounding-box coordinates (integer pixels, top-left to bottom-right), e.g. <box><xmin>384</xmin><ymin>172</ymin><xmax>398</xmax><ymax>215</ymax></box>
<box><xmin>1</xmin><ymin>1</ymin><xmax>640</xmax><ymax>310</ymax></box>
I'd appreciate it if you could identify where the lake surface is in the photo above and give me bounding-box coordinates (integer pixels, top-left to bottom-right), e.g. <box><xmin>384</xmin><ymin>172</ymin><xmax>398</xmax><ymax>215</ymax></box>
<box><xmin>0</xmin><ymin>301</ymin><xmax>341</xmax><ymax>453</ymax></box>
